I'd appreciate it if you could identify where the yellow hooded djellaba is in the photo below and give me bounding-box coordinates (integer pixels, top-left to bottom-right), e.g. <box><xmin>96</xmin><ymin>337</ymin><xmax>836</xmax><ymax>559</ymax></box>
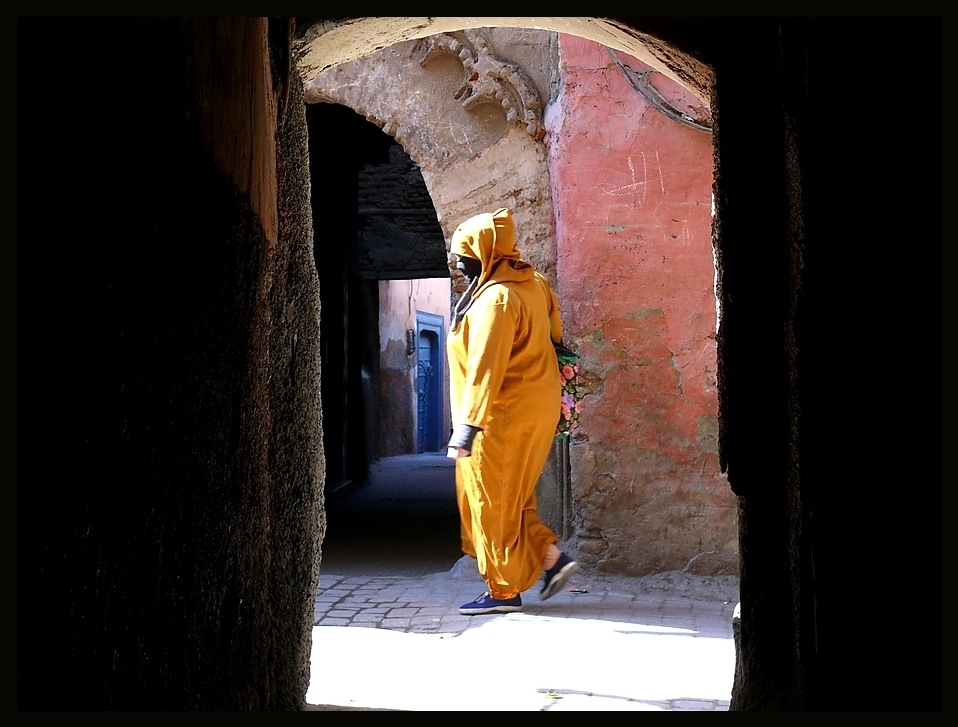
<box><xmin>446</xmin><ymin>208</ymin><xmax>578</xmax><ymax>615</ymax></box>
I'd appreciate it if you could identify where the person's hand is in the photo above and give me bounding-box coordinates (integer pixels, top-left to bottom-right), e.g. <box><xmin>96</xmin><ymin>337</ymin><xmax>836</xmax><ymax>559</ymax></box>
<box><xmin>447</xmin><ymin>446</ymin><xmax>470</xmax><ymax>459</ymax></box>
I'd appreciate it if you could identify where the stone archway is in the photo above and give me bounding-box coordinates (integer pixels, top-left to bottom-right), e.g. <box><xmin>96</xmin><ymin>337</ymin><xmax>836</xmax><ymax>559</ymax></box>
<box><xmin>298</xmin><ymin>21</ymin><xmax>735</xmax><ymax>577</ymax></box>
<box><xmin>294</xmin><ymin>17</ymin><xmax>712</xmax><ymax>104</ymax></box>
<box><xmin>302</xmin><ymin>30</ymin><xmax>563</xmax><ymax>529</ymax></box>
<box><xmin>303</xmin><ymin>29</ymin><xmax>558</xmax><ymax>279</ymax></box>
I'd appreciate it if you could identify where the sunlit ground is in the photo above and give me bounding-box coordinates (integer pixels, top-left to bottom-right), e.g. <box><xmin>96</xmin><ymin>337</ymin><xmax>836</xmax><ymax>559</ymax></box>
<box><xmin>307</xmin><ymin>613</ymin><xmax>734</xmax><ymax>711</ymax></box>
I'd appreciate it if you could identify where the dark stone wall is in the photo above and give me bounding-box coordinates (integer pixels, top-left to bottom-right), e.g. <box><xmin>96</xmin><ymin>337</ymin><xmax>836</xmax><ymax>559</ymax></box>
<box><xmin>705</xmin><ymin>18</ymin><xmax>941</xmax><ymax>709</ymax></box>
<box><xmin>18</xmin><ymin>18</ymin><xmax>323</xmax><ymax>709</ymax></box>
<box><xmin>356</xmin><ymin>145</ymin><xmax>450</xmax><ymax>280</ymax></box>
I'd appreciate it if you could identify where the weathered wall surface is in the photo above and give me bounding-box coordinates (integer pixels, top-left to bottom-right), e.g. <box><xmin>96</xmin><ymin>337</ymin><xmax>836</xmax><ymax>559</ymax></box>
<box><xmin>304</xmin><ymin>27</ymin><xmax>736</xmax><ymax>576</ymax></box>
<box><xmin>549</xmin><ymin>35</ymin><xmax>737</xmax><ymax>575</ymax></box>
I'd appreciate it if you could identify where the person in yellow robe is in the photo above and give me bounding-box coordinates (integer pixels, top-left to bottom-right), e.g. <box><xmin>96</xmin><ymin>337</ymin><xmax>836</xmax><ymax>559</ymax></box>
<box><xmin>445</xmin><ymin>207</ymin><xmax>579</xmax><ymax>615</ymax></box>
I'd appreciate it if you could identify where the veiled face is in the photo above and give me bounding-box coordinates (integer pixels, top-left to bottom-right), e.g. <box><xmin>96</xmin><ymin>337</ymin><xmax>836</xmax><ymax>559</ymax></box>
<box><xmin>449</xmin><ymin>207</ymin><xmax>520</xmax><ymax>291</ymax></box>
<box><xmin>455</xmin><ymin>255</ymin><xmax>482</xmax><ymax>280</ymax></box>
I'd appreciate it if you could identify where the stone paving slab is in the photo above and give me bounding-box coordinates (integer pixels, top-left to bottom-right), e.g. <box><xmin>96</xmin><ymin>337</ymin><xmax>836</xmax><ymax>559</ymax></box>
<box><xmin>307</xmin><ymin>563</ymin><xmax>740</xmax><ymax>711</ymax></box>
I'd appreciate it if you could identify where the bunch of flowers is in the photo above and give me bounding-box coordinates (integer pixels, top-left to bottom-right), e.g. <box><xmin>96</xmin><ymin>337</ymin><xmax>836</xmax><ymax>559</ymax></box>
<box><xmin>555</xmin><ymin>346</ymin><xmax>582</xmax><ymax>439</ymax></box>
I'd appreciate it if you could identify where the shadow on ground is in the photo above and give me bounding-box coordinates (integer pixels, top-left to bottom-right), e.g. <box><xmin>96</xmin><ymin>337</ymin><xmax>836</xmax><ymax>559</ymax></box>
<box><xmin>320</xmin><ymin>452</ymin><xmax>464</xmax><ymax>578</ymax></box>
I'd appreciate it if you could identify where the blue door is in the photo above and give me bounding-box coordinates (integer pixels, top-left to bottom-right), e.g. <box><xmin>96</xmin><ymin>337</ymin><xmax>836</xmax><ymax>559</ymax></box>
<box><xmin>416</xmin><ymin>312</ymin><xmax>444</xmax><ymax>453</ymax></box>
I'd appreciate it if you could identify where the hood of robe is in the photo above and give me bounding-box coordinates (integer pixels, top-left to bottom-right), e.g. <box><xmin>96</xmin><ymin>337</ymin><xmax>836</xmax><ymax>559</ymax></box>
<box><xmin>449</xmin><ymin>207</ymin><xmax>534</xmax><ymax>294</ymax></box>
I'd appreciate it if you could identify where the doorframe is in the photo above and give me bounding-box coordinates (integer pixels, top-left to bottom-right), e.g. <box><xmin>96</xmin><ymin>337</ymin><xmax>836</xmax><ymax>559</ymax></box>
<box><xmin>415</xmin><ymin>312</ymin><xmax>445</xmax><ymax>453</ymax></box>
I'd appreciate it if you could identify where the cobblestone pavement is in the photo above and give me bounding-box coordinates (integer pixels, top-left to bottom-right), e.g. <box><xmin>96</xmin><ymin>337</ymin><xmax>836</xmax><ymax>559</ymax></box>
<box><xmin>307</xmin><ymin>453</ymin><xmax>740</xmax><ymax>711</ymax></box>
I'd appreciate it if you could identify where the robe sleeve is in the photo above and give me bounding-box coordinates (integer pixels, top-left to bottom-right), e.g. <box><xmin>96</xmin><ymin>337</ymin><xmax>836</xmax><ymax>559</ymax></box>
<box><xmin>535</xmin><ymin>271</ymin><xmax>563</xmax><ymax>344</ymax></box>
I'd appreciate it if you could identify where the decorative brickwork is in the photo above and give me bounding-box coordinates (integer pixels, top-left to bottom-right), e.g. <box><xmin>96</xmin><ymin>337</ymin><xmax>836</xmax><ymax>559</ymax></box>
<box><xmin>416</xmin><ymin>30</ymin><xmax>545</xmax><ymax>142</ymax></box>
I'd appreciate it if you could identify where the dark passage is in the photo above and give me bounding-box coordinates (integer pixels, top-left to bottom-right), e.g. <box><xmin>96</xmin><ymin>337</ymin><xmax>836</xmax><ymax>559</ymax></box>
<box><xmin>319</xmin><ymin>453</ymin><xmax>464</xmax><ymax>577</ymax></box>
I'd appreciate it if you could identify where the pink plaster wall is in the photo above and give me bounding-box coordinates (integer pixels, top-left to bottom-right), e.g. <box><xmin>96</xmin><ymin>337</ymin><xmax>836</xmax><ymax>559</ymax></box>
<box><xmin>549</xmin><ymin>35</ymin><xmax>737</xmax><ymax>575</ymax></box>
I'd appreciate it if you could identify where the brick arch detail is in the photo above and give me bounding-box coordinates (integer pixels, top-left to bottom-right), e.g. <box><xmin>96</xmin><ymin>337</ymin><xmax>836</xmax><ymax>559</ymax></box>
<box><xmin>302</xmin><ymin>30</ymin><xmax>558</xmax><ymax>282</ymax></box>
<box><xmin>415</xmin><ymin>29</ymin><xmax>546</xmax><ymax>142</ymax></box>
